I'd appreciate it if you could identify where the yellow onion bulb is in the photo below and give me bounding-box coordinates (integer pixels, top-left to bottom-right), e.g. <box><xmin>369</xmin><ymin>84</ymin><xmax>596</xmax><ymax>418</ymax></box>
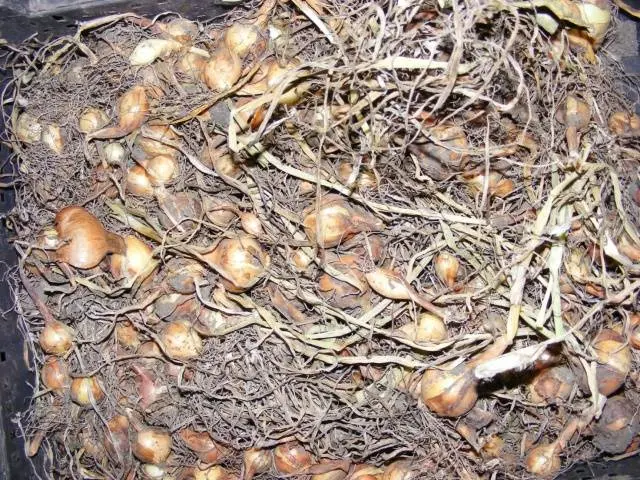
<box><xmin>41</xmin><ymin>124</ymin><xmax>64</xmax><ymax>154</ymax></box>
<box><xmin>528</xmin><ymin>365</ymin><xmax>575</xmax><ymax>404</ymax></box>
<box><xmin>104</xmin><ymin>142</ymin><xmax>126</xmax><ymax>165</ymax></box>
<box><xmin>129</xmin><ymin>38</ymin><xmax>182</xmax><ymax>66</ymax></box>
<box><xmin>126</xmin><ymin>165</ymin><xmax>155</xmax><ymax>197</ymax></box>
<box><xmin>240</xmin><ymin>212</ymin><xmax>263</xmax><ymax>236</ymax></box>
<box><xmin>70</xmin><ymin>376</ymin><xmax>104</xmax><ymax>406</ymax></box>
<box><xmin>144</xmin><ymin>155</ymin><xmax>179</xmax><ymax>186</ymax></box>
<box><xmin>136</xmin><ymin>125</ymin><xmax>179</xmax><ymax>158</ymax></box>
<box><xmin>264</xmin><ymin>58</ymin><xmax>308</xmax><ymax>106</ymax></box>
<box><xmin>413</xmin><ymin>313</ymin><xmax>447</xmax><ymax>343</ymax></box>
<box><xmin>350</xmin><ymin>464</ymin><xmax>384</xmax><ymax>480</ymax></box>
<box><xmin>41</xmin><ymin>356</ymin><xmax>70</xmax><ymax>392</ymax></box>
<box><xmin>224</xmin><ymin>23</ymin><xmax>261</xmax><ymax>58</ymax></box>
<box><xmin>204</xmin><ymin>47</ymin><xmax>241</xmax><ymax>91</ymax></box>
<box><xmin>179</xmin><ymin>428</ymin><xmax>229</xmax><ymax>464</ymax></box>
<box><xmin>434</xmin><ymin>252</ymin><xmax>459</xmax><ymax>288</ymax></box>
<box><xmin>594</xmin><ymin>329</ymin><xmax>632</xmax><ymax>396</ymax></box>
<box><xmin>39</xmin><ymin>319</ymin><xmax>75</xmax><ymax>355</ymax></box>
<box><xmin>141</xmin><ymin>464</ymin><xmax>167</xmax><ymax>480</ymax></box>
<box><xmin>78</xmin><ymin>107</ymin><xmax>109</xmax><ymax>134</ymax></box>
<box><xmin>164</xmin><ymin>18</ymin><xmax>198</xmax><ymax>43</ymax></box>
<box><xmin>15</xmin><ymin>112</ymin><xmax>42</xmax><ymax>143</ymax></box>
<box><xmin>382</xmin><ymin>460</ymin><xmax>417</xmax><ymax>480</ymax></box>
<box><xmin>203</xmin><ymin>235</ymin><xmax>270</xmax><ymax>292</ymax></box>
<box><xmin>104</xmin><ymin>414</ymin><xmax>130</xmax><ymax>462</ymax></box>
<box><xmin>291</xmin><ymin>249</ymin><xmax>312</xmax><ymax>273</ymax></box>
<box><xmin>577</xmin><ymin>0</ymin><xmax>611</xmax><ymax>47</ymax></box>
<box><xmin>110</xmin><ymin>235</ymin><xmax>154</xmax><ymax>282</ymax></box>
<box><xmin>175</xmin><ymin>51</ymin><xmax>208</xmax><ymax>81</ymax></box>
<box><xmin>55</xmin><ymin>206</ymin><xmax>125</xmax><ymax>269</ymax></box>
<box><xmin>420</xmin><ymin>364</ymin><xmax>477</xmax><ymax>417</ymax></box>
<box><xmin>243</xmin><ymin>448</ymin><xmax>271</xmax><ymax>480</ymax></box>
<box><xmin>302</xmin><ymin>198</ymin><xmax>353</xmax><ymax>248</ymax></box>
<box><xmin>193</xmin><ymin>465</ymin><xmax>234</xmax><ymax>480</ymax></box>
<box><xmin>365</xmin><ymin>268</ymin><xmax>411</xmax><ymax>301</ymax></box>
<box><xmin>608</xmin><ymin>111</ymin><xmax>640</xmax><ymax>137</ymax></box>
<box><xmin>132</xmin><ymin>427</ymin><xmax>172</xmax><ymax>465</ymax></box>
<box><xmin>160</xmin><ymin>320</ymin><xmax>203</xmax><ymax>360</ymax></box>
<box><xmin>273</xmin><ymin>442</ymin><xmax>314</xmax><ymax>475</ymax></box>
<box><xmin>525</xmin><ymin>443</ymin><xmax>561</xmax><ymax>477</ymax></box>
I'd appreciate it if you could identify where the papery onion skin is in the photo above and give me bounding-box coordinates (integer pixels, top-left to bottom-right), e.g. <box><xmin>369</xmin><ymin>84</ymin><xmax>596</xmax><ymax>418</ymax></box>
<box><xmin>144</xmin><ymin>155</ymin><xmax>179</xmax><ymax>185</ymax></box>
<box><xmin>204</xmin><ymin>47</ymin><xmax>241</xmax><ymax>91</ymax></box>
<box><xmin>39</xmin><ymin>319</ymin><xmax>75</xmax><ymax>355</ymax></box>
<box><xmin>136</xmin><ymin>124</ymin><xmax>180</xmax><ymax>158</ymax></box>
<box><xmin>70</xmin><ymin>376</ymin><xmax>105</xmax><ymax>406</ymax></box>
<box><xmin>160</xmin><ymin>320</ymin><xmax>203</xmax><ymax>360</ymax></box>
<box><xmin>273</xmin><ymin>442</ymin><xmax>314</xmax><ymax>475</ymax></box>
<box><xmin>41</xmin><ymin>124</ymin><xmax>64</xmax><ymax>154</ymax></box>
<box><xmin>224</xmin><ymin>23</ymin><xmax>261</xmax><ymax>58</ymax></box>
<box><xmin>110</xmin><ymin>235</ymin><xmax>154</xmax><ymax>282</ymax></box>
<box><xmin>528</xmin><ymin>365</ymin><xmax>574</xmax><ymax>404</ymax></box>
<box><xmin>525</xmin><ymin>443</ymin><xmax>561</xmax><ymax>477</ymax></box>
<box><xmin>132</xmin><ymin>427</ymin><xmax>172</xmax><ymax>465</ymax></box>
<box><xmin>55</xmin><ymin>206</ymin><xmax>125</xmax><ymax>269</ymax></box>
<box><xmin>126</xmin><ymin>165</ymin><xmax>155</xmax><ymax>197</ymax></box>
<box><xmin>90</xmin><ymin>86</ymin><xmax>149</xmax><ymax>139</ymax></box>
<box><xmin>41</xmin><ymin>356</ymin><xmax>71</xmax><ymax>392</ymax></box>
<box><xmin>434</xmin><ymin>252</ymin><xmax>459</xmax><ymax>288</ymax></box>
<box><xmin>104</xmin><ymin>142</ymin><xmax>126</xmax><ymax>165</ymax></box>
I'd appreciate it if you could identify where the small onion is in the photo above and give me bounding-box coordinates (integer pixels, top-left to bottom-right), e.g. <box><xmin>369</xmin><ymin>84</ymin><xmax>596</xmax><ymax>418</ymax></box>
<box><xmin>126</xmin><ymin>165</ymin><xmax>155</xmax><ymax>197</ymax></box>
<box><xmin>115</xmin><ymin>321</ymin><xmax>140</xmax><ymax>352</ymax></box>
<box><xmin>160</xmin><ymin>320</ymin><xmax>203</xmax><ymax>360</ymax></box>
<box><xmin>132</xmin><ymin>427</ymin><xmax>172</xmax><ymax>465</ymax></box>
<box><xmin>291</xmin><ymin>249</ymin><xmax>313</xmax><ymax>273</ymax></box>
<box><xmin>556</xmin><ymin>94</ymin><xmax>591</xmax><ymax>154</ymax></box>
<box><xmin>263</xmin><ymin>58</ymin><xmax>308</xmax><ymax>105</ymax></box>
<box><xmin>179</xmin><ymin>428</ymin><xmax>229</xmax><ymax>464</ymax></box>
<box><xmin>203</xmin><ymin>196</ymin><xmax>237</xmax><ymax>227</ymax></box>
<box><xmin>273</xmin><ymin>442</ymin><xmax>314</xmax><ymax>475</ymax></box>
<box><xmin>365</xmin><ymin>268</ymin><xmax>412</xmax><ymax>301</ymax></box>
<box><xmin>55</xmin><ymin>206</ymin><xmax>125</xmax><ymax>269</ymax></box>
<box><xmin>400</xmin><ymin>313</ymin><xmax>447</xmax><ymax>344</ymax></box>
<box><xmin>240</xmin><ymin>212</ymin><xmax>263</xmax><ymax>236</ymax></box>
<box><xmin>78</xmin><ymin>107</ymin><xmax>110</xmax><ymax>134</ymax></box>
<box><xmin>39</xmin><ymin>319</ymin><xmax>75</xmax><ymax>355</ymax></box>
<box><xmin>130</xmin><ymin>38</ymin><xmax>182</xmax><ymax>66</ymax></box>
<box><xmin>144</xmin><ymin>155</ymin><xmax>179</xmax><ymax>185</ymax></box>
<box><xmin>136</xmin><ymin>125</ymin><xmax>180</xmax><ymax>158</ymax></box>
<box><xmin>350</xmin><ymin>464</ymin><xmax>384</xmax><ymax>480</ymax></box>
<box><xmin>528</xmin><ymin>365</ymin><xmax>575</xmax><ymax>404</ymax></box>
<box><xmin>434</xmin><ymin>252</ymin><xmax>459</xmax><ymax>288</ymax></box>
<box><xmin>104</xmin><ymin>142</ymin><xmax>127</xmax><ymax>165</ymax></box>
<box><xmin>90</xmin><ymin>86</ymin><xmax>149</xmax><ymax>139</ymax></box>
<box><xmin>163</xmin><ymin>18</ymin><xmax>198</xmax><ymax>43</ymax></box>
<box><xmin>629</xmin><ymin>313</ymin><xmax>640</xmax><ymax>350</ymax></box>
<box><xmin>41</xmin><ymin>356</ymin><xmax>70</xmax><ymax>392</ymax></box>
<box><xmin>193</xmin><ymin>465</ymin><xmax>234</xmax><ymax>480</ymax></box>
<box><xmin>204</xmin><ymin>47</ymin><xmax>241</xmax><ymax>91</ymax></box>
<box><xmin>336</xmin><ymin>162</ymin><xmax>378</xmax><ymax>190</ymax></box>
<box><xmin>243</xmin><ymin>448</ymin><xmax>272</xmax><ymax>480</ymax></box>
<box><xmin>594</xmin><ymin>329</ymin><xmax>632</xmax><ymax>396</ymax></box>
<box><xmin>41</xmin><ymin>124</ymin><xmax>64</xmax><ymax>154</ymax></box>
<box><xmin>463</xmin><ymin>171</ymin><xmax>514</xmax><ymax>198</ymax></box>
<box><xmin>224</xmin><ymin>23</ymin><xmax>261</xmax><ymax>58</ymax></box>
<box><xmin>70</xmin><ymin>376</ymin><xmax>104</xmax><ymax>406</ymax></box>
<box><xmin>156</xmin><ymin>191</ymin><xmax>203</xmax><ymax>233</ymax></box>
<box><xmin>141</xmin><ymin>464</ymin><xmax>166</xmax><ymax>480</ymax></box>
<box><xmin>416</xmin><ymin>123</ymin><xmax>469</xmax><ymax>168</ymax></box>
<box><xmin>525</xmin><ymin>443</ymin><xmax>561</xmax><ymax>477</ymax></box>
<box><xmin>302</xmin><ymin>195</ymin><xmax>382</xmax><ymax>248</ymax></box>
<box><xmin>175</xmin><ymin>51</ymin><xmax>208</xmax><ymax>81</ymax></box>
<box><xmin>133</xmin><ymin>364</ymin><xmax>167</xmax><ymax>410</ymax></box>
<box><xmin>203</xmin><ymin>235</ymin><xmax>270</xmax><ymax>292</ymax></box>
<box><xmin>104</xmin><ymin>414</ymin><xmax>130</xmax><ymax>462</ymax></box>
<box><xmin>15</xmin><ymin>112</ymin><xmax>42</xmax><ymax>143</ymax></box>
<box><xmin>577</xmin><ymin>0</ymin><xmax>611</xmax><ymax>47</ymax></box>
<box><xmin>420</xmin><ymin>363</ymin><xmax>477</xmax><ymax>417</ymax></box>
<box><xmin>165</xmin><ymin>260</ymin><xmax>206</xmax><ymax>294</ymax></box>
<box><xmin>137</xmin><ymin>341</ymin><xmax>163</xmax><ymax>364</ymax></box>
<box><xmin>110</xmin><ymin>235</ymin><xmax>154</xmax><ymax>283</ymax></box>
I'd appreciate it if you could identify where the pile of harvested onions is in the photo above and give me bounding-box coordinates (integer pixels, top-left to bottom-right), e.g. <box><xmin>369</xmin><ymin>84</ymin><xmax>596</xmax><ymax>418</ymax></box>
<box><xmin>2</xmin><ymin>0</ymin><xmax>640</xmax><ymax>478</ymax></box>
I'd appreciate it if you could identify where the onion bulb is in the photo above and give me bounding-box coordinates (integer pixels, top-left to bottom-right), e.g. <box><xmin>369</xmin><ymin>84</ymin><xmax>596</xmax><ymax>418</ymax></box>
<box><xmin>420</xmin><ymin>363</ymin><xmax>477</xmax><ymax>417</ymax></box>
<box><xmin>577</xmin><ymin>0</ymin><xmax>611</xmax><ymax>47</ymax></box>
<box><xmin>350</xmin><ymin>464</ymin><xmax>384</xmax><ymax>480</ymax></box>
<box><xmin>303</xmin><ymin>195</ymin><xmax>382</xmax><ymax>248</ymax></box>
<box><xmin>400</xmin><ymin>313</ymin><xmax>447</xmax><ymax>344</ymax></box>
<box><xmin>463</xmin><ymin>171</ymin><xmax>514</xmax><ymax>198</ymax></box>
<box><xmin>136</xmin><ymin>125</ymin><xmax>179</xmax><ymax>158</ymax></box>
<box><xmin>594</xmin><ymin>329</ymin><xmax>632</xmax><ymax>396</ymax></box>
<box><xmin>193</xmin><ymin>465</ymin><xmax>235</xmax><ymax>480</ymax></box>
<box><xmin>132</xmin><ymin>427</ymin><xmax>172</xmax><ymax>464</ymax></box>
<box><xmin>156</xmin><ymin>191</ymin><xmax>203</xmax><ymax>234</ymax></box>
<box><xmin>240</xmin><ymin>212</ymin><xmax>263</xmax><ymax>236</ymax></box>
<box><xmin>273</xmin><ymin>442</ymin><xmax>314</xmax><ymax>475</ymax></box>
<box><xmin>418</xmin><ymin>123</ymin><xmax>469</xmax><ymax>168</ymax></box>
<box><xmin>143</xmin><ymin>155</ymin><xmax>179</xmax><ymax>186</ymax></box>
<box><xmin>175</xmin><ymin>51</ymin><xmax>208</xmax><ymax>81</ymax></box>
<box><xmin>104</xmin><ymin>142</ymin><xmax>126</xmax><ymax>165</ymax></box>
<box><xmin>110</xmin><ymin>235</ymin><xmax>154</xmax><ymax>283</ymax></box>
<box><xmin>556</xmin><ymin>95</ymin><xmax>590</xmax><ymax>155</ymax></box>
<box><xmin>160</xmin><ymin>320</ymin><xmax>202</xmax><ymax>360</ymax></box>
<box><xmin>434</xmin><ymin>252</ymin><xmax>459</xmax><ymax>288</ymax></box>
<box><xmin>132</xmin><ymin>364</ymin><xmax>167</xmax><ymax>410</ymax></box>
<box><xmin>39</xmin><ymin>319</ymin><xmax>75</xmax><ymax>355</ymax></box>
<box><xmin>165</xmin><ymin>260</ymin><xmax>206</xmax><ymax>294</ymax></box>
<box><xmin>608</xmin><ymin>111</ymin><xmax>640</xmax><ymax>137</ymax></box>
<box><xmin>141</xmin><ymin>464</ymin><xmax>167</xmax><ymax>480</ymax></box>
<box><xmin>78</xmin><ymin>107</ymin><xmax>109</xmax><ymax>134</ymax></box>
<box><xmin>116</xmin><ymin>320</ymin><xmax>141</xmax><ymax>351</ymax></box>
<box><xmin>163</xmin><ymin>18</ymin><xmax>198</xmax><ymax>43</ymax></box>
<box><xmin>55</xmin><ymin>206</ymin><xmax>125</xmax><ymax>269</ymax></box>
<box><xmin>365</xmin><ymin>268</ymin><xmax>412</xmax><ymax>301</ymax></box>
<box><xmin>179</xmin><ymin>428</ymin><xmax>229</xmax><ymax>464</ymax></box>
<box><xmin>224</xmin><ymin>23</ymin><xmax>262</xmax><ymax>58</ymax></box>
<box><xmin>246</xmin><ymin>58</ymin><xmax>309</xmax><ymax>106</ymax></box>
<box><xmin>525</xmin><ymin>443</ymin><xmax>561</xmax><ymax>477</ymax></box>
<box><xmin>104</xmin><ymin>414</ymin><xmax>130</xmax><ymax>462</ymax></box>
<box><xmin>528</xmin><ymin>365</ymin><xmax>575</xmax><ymax>404</ymax></box>
<box><xmin>204</xmin><ymin>46</ymin><xmax>241</xmax><ymax>91</ymax></box>
<box><xmin>90</xmin><ymin>86</ymin><xmax>149</xmax><ymax>139</ymax></box>
<box><xmin>70</xmin><ymin>376</ymin><xmax>104</xmax><ymax>406</ymax></box>
<box><xmin>336</xmin><ymin>162</ymin><xmax>378</xmax><ymax>190</ymax></box>
<box><xmin>243</xmin><ymin>448</ymin><xmax>271</xmax><ymax>480</ymax></box>
<box><xmin>291</xmin><ymin>249</ymin><xmax>312</xmax><ymax>273</ymax></box>
<box><xmin>41</xmin><ymin>356</ymin><xmax>70</xmax><ymax>392</ymax></box>
<box><xmin>203</xmin><ymin>235</ymin><xmax>270</xmax><ymax>292</ymax></box>
<box><xmin>15</xmin><ymin>112</ymin><xmax>42</xmax><ymax>143</ymax></box>
<box><xmin>41</xmin><ymin>124</ymin><xmax>64</xmax><ymax>154</ymax></box>
<box><xmin>130</xmin><ymin>38</ymin><xmax>182</xmax><ymax>66</ymax></box>
<box><xmin>629</xmin><ymin>313</ymin><xmax>640</xmax><ymax>350</ymax></box>
<box><xmin>203</xmin><ymin>196</ymin><xmax>238</xmax><ymax>227</ymax></box>
<box><xmin>126</xmin><ymin>165</ymin><xmax>155</xmax><ymax>197</ymax></box>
